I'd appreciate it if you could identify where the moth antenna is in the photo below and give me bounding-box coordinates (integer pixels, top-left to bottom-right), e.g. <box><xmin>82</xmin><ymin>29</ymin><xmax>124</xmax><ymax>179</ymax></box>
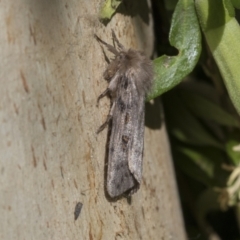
<box><xmin>94</xmin><ymin>34</ymin><xmax>118</xmax><ymax>55</ymax></box>
<box><xmin>111</xmin><ymin>30</ymin><xmax>125</xmax><ymax>51</ymax></box>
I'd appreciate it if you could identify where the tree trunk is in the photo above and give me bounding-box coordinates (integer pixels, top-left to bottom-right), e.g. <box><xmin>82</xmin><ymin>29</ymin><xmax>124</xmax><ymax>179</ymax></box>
<box><xmin>0</xmin><ymin>0</ymin><xmax>186</xmax><ymax>239</ymax></box>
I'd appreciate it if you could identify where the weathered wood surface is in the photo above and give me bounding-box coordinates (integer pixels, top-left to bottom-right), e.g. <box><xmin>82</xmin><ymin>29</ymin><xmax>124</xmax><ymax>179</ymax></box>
<box><xmin>0</xmin><ymin>0</ymin><xmax>186</xmax><ymax>239</ymax></box>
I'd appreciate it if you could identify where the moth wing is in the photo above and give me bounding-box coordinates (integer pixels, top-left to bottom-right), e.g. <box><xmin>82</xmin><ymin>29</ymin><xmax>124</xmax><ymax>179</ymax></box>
<box><xmin>127</xmin><ymin>77</ymin><xmax>145</xmax><ymax>184</ymax></box>
<box><xmin>107</xmin><ymin>75</ymin><xmax>144</xmax><ymax>197</ymax></box>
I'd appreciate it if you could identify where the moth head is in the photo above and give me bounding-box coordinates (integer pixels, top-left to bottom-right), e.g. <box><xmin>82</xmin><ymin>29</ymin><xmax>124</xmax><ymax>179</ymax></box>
<box><xmin>103</xmin><ymin>51</ymin><xmax>127</xmax><ymax>80</ymax></box>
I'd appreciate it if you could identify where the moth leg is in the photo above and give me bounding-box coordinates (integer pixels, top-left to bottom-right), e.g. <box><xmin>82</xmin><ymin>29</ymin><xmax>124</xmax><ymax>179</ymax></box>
<box><xmin>94</xmin><ymin>34</ymin><xmax>118</xmax><ymax>55</ymax></box>
<box><xmin>97</xmin><ymin>102</ymin><xmax>116</xmax><ymax>133</ymax></box>
<box><xmin>97</xmin><ymin>88</ymin><xmax>109</xmax><ymax>107</ymax></box>
<box><xmin>97</xmin><ymin>73</ymin><xmax>119</xmax><ymax>106</ymax></box>
<box><xmin>111</xmin><ymin>30</ymin><xmax>124</xmax><ymax>51</ymax></box>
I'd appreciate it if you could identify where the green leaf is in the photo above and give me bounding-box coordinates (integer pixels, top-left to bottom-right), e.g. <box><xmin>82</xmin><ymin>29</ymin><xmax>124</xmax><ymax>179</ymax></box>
<box><xmin>230</xmin><ymin>0</ymin><xmax>240</xmax><ymax>9</ymax></box>
<box><xmin>195</xmin><ymin>0</ymin><xmax>240</xmax><ymax>114</ymax></box>
<box><xmin>225</xmin><ymin>133</ymin><xmax>240</xmax><ymax>165</ymax></box>
<box><xmin>99</xmin><ymin>0</ymin><xmax>122</xmax><ymax>21</ymax></box>
<box><xmin>179</xmin><ymin>90</ymin><xmax>240</xmax><ymax>128</ymax></box>
<box><xmin>147</xmin><ymin>0</ymin><xmax>201</xmax><ymax>100</ymax></box>
<box><xmin>164</xmin><ymin>0</ymin><xmax>178</xmax><ymax>11</ymax></box>
<box><xmin>176</xmin><ymin>147</ymin><xmax>226</xmax><ymax>186</ymax></box>
<box><xmin>163</xmin><ymin>91</ymin><xmax>223</xmax><ymax>148</ymax></box>
<box><xmin>179</xmin><ymin>148</ymin><xmax>214</xmax><ymax>179</ymax></box>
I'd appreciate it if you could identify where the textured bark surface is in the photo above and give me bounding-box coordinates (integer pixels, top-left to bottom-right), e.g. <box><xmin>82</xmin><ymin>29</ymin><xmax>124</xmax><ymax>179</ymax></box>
<box><xmin>0</xmin><ymin>0</ymin><xmax>186</xmax><ymax>239</ymax></box>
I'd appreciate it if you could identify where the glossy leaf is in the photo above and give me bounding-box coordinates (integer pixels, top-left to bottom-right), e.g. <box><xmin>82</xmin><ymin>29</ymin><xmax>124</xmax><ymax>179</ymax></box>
<box><xmin>147</xmin><ymin>0</ymin><xmax>201</xmax><ymax>100</ymax></box>
<box><xmin>230</xmin><ymin>0</ymin><xmax>240</xmax><ymax>9</ymax></box>
<box><xmin>179</xmin><ymin>90</ymin><xmax>240</xmax><ymax>128</ymax></box>
<box><xmin>225</xmin><ymin>134</ymin><xmax>240</xmax><ymax>165</ymax></box>
<box><xmin>195</xmin><ymin>0</ymin><xmax>240</xmax><ymax>114</ymax></box>
<box><xmin>99</xmin><ymin>0</ymin><xmax>122</xmax><ymax>21</ymax></box>
<box><xmin>163</xmin><ymin>91</ymin><xmax>223</xmax><ymax>148</ymax></box>
<box><xmin>176</xmin><ymin>147</ymin><xmax>226</xmax><ymax>186</ymax></box>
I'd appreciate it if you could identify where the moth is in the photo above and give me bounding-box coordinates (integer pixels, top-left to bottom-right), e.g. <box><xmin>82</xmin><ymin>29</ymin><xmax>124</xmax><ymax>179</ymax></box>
<box><xmin>95</xmin><ymin>30</ymin><xmax>153</xmax><ymax>198</ymax></box>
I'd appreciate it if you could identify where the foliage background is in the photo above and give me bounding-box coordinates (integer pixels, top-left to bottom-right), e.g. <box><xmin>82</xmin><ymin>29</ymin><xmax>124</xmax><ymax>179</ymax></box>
<box><xmin>150</xmin><ymin>0</ymin><xmax>240</xmax><ymax>239</ymax></box>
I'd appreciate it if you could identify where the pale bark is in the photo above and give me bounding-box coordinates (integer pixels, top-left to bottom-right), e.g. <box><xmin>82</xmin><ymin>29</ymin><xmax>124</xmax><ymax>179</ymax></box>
<box><xmin>0</xmin><ymin>0</ymin><xmax>186</xmax><ymax>239</ymax></box>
